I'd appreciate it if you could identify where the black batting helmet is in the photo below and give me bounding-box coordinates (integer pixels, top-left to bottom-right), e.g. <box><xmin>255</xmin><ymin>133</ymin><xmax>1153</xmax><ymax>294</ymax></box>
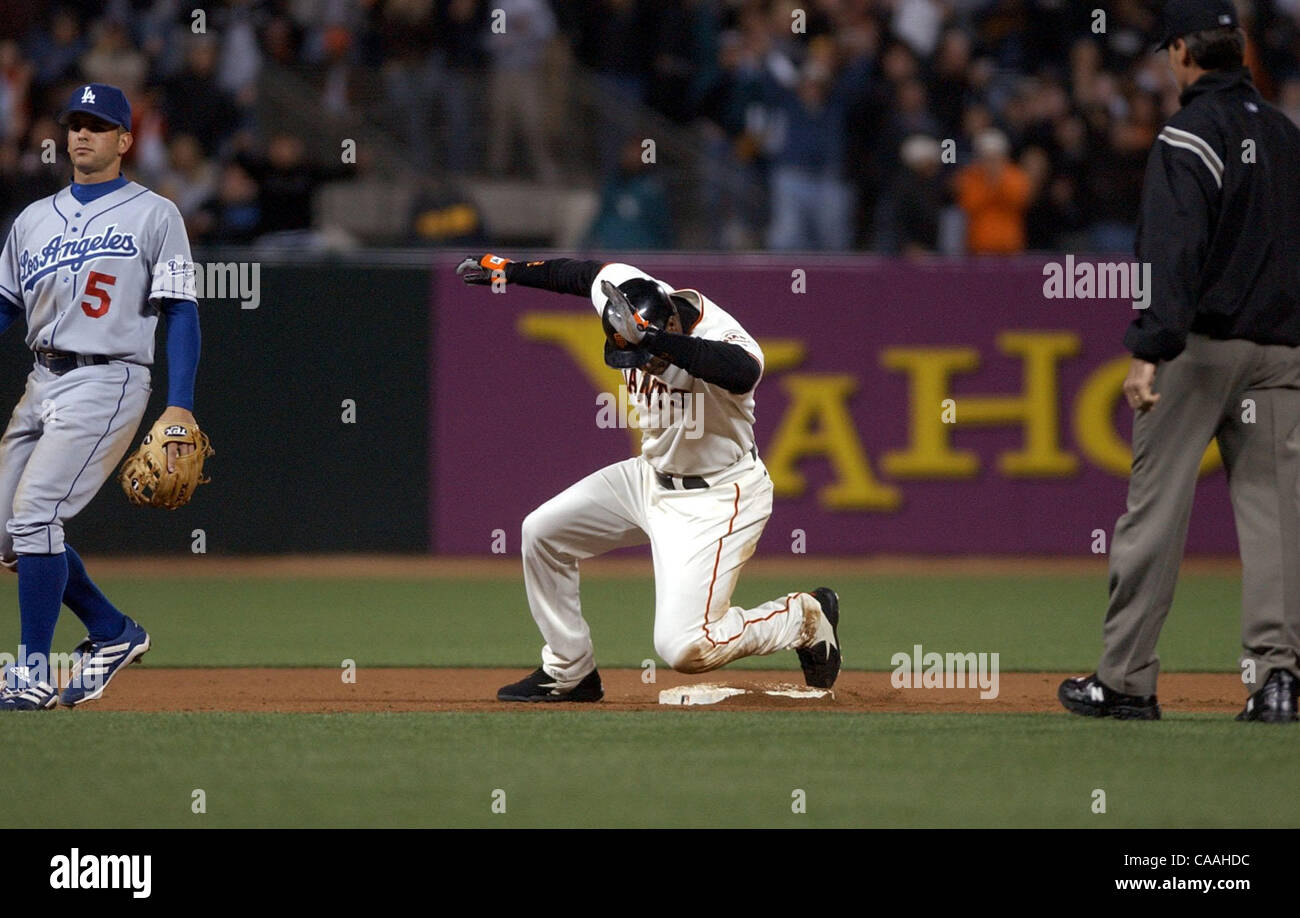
<box><xmin>601</xmin><ymin>277</ymin><xmax>680</xmax><ymax>369</ymax></box>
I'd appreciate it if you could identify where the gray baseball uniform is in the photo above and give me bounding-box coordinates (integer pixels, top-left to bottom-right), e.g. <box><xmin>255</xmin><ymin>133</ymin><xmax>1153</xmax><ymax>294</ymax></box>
<box><xmin>0</xmin><ymin>181</ymin><xmax>196</xmax><ymax>559</ymax></box>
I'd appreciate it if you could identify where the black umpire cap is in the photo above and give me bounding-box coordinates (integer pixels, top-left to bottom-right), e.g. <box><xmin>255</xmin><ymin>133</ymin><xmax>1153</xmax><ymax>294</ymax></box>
<box><xmin>1157</xmin><ymin>0</ymin><xmax>1239</xmax><ymax>50</ymax></box>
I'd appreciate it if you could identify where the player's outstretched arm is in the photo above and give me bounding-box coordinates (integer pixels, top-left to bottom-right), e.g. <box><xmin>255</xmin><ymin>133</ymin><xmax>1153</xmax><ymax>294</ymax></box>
<box><xmin>456</xmin><ymin>254</ymin><xmax>605</xmax><ymax>296</ymax></box>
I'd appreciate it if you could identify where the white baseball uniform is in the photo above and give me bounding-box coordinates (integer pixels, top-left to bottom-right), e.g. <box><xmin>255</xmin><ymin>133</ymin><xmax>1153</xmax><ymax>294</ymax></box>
<box><xmin>0</xmin><ymin>181</ymin><xmax>196</xmax><ymax>560</ymax></box>
<box><xmin>522</xmin><ymin>263</ymin><xmax>822</xmax><ymax>685</ymax></box>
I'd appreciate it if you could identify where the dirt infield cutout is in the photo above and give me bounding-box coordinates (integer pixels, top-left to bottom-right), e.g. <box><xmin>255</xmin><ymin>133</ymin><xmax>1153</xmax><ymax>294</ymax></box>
<box><xmin>72</xmin><ymin>669</ymin><xmax>1243</xmax><ymax>714</ymax></box>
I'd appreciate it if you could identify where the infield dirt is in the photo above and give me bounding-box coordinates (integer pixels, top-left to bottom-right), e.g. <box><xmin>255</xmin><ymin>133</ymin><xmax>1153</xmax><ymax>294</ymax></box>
<box><xmin>78</xmin><ymin>668</ymin><xmax>1242</xmax><ymax>714</ymax></box>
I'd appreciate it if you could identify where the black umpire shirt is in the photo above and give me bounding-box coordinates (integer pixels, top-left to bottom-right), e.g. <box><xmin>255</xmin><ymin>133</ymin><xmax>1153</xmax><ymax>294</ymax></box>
<box><xmin>1125</xmin><ymin>67</ymin><xmax>1300</xmax><ymax>362</ymax></box>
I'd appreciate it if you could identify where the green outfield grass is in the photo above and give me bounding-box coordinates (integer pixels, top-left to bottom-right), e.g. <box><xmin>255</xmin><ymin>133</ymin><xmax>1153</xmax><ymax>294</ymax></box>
<box><xmin>1</xmin><ymin>571</ymin><xmax>1243</xmax><ymax>672</ymax></box>
<box><xmin>2</xmin><ymin>711</ymin><xmax>1292</xmax><ymax>828</ymax></box>
<box><xmin>0</xmin><ymin>568</ymin><xmax>1269</xmax><ymax>828</ymax></box>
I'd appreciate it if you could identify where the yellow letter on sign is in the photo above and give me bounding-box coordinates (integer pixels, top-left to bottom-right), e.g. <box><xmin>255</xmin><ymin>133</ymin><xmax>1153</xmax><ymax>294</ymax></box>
<box><xmin>882</xmin><ymin>331</ymin><xmax>1080</xmax><ymax>478</ymax></box>
<box><xmin>764</xmin><ymin>374</ymin><xmax>900</xmax><ymax>510</ymax></box>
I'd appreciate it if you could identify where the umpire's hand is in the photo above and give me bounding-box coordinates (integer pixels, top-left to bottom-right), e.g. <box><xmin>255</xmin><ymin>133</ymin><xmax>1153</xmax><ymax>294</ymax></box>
<box><xmin>1124</xmin><ymin>358</ymin><xmax>1161</xmax><ymax>412</ymax></box>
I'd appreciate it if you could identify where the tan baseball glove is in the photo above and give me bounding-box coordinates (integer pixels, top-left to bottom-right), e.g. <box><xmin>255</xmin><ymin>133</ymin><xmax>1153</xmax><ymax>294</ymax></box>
<box><xmin>119</xmin><ymin>419</ymin><xmax>214</xmax><ymax>510</ymax></box>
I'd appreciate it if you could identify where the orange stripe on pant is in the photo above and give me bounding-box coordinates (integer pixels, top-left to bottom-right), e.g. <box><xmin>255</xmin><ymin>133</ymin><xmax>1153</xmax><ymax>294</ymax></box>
<box><xmin>699</xmin><ymin>483</ymin><xmax>800</xmax><ymax>648</ymax></box>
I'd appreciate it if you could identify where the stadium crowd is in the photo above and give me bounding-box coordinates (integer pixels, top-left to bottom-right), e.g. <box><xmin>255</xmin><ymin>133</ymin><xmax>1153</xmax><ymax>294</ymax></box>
<box><xmin>2</xmin><ymin>1</ymin><xmax>1299</xmax><ymax>252</ymax></box>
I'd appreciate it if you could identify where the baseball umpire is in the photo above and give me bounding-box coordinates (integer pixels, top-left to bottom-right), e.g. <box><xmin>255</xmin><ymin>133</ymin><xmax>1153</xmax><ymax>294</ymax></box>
<box><xmin>0</xmin><ymin>83</ymin><xmax>208</xmax><ymax>710</ymax></box>
<box><xmin>1060</xmin><ymin>0</ymin><xmax>1300</xmax><ymax>722</ymax></box>
<box><xmin>457</xmin><ymin>254</ymin><xmax>840</xmax><ymax>702</ymax></box>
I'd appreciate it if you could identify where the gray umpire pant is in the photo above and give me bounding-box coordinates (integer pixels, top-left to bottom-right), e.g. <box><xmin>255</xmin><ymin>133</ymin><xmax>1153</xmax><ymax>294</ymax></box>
<box><xmin>1099</xmin><ymin>334</ymin><xmax>1300</xmax><ymax>696</ymax></box>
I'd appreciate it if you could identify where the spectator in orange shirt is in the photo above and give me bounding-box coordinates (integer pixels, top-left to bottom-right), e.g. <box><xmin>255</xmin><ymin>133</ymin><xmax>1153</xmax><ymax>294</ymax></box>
<box><xmin>955</xmin><ymin>129</ymin><xmax>1032</xmax><ymax>254</ymax></box>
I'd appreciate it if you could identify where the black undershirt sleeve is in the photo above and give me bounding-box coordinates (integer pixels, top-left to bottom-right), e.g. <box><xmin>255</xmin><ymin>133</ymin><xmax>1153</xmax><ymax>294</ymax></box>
<box><xmin>504</xmin><ymin>258</ymin><xmax>606</xmax><ymax>296</ymax></box>
<box><xmin>643</xmin><ymin>331</ymin><xmax>761</xmax><ymax>395</ymax></box>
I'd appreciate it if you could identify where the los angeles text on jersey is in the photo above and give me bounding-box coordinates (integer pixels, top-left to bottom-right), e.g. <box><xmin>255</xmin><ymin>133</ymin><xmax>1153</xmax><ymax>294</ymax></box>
<box><xmin>49</xmin><ymin>848</ymin><xmax>151</xmax><ymax>898</ymax></box>
<box><xmin>18</xmin><ymin>226</ymin><xmax>139</xmax><ymax>290</ymax></box>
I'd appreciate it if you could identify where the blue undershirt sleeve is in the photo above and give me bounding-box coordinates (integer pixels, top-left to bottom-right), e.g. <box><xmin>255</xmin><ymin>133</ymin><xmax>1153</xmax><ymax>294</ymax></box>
<box><xmin>159</xmin><ymin>299</ymin><xmax>200</xmax><ymax>411</ymax></box>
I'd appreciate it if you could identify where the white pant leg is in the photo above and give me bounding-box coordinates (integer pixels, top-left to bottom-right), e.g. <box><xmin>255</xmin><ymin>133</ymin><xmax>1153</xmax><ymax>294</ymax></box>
<box><xmin>648</xmin><ymin>458</ymin><xmax>816</xmax><ymax>673</ymax></box>
<box><xmin>522</xmin><ymin>457</ymin><xmax>649</xmax><ymax>685</ymax></box>
<box><xmin>8</xmin><ymin>363</ymin><xmax>150</xmax><ymax>556</ymax></box>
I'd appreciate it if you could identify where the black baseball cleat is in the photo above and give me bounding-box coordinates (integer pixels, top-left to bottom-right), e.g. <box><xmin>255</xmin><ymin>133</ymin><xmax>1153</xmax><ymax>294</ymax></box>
<box><xmin>797</xmin><ymin>587</ymin><xmax>841</xmax><ymax>689</ymax></box>
<box><xmin>1237</xmin><ymin>669</ymin><xmax>1298</xmax><ymax>723</ymax></box>
<box><xmin>1058</xmin><ymin>673</ymin><xmax>1160</xmax><ymax>720</ymax></box>
<box><xmin>497</xmin><ymin>667</ymin><xmax>604</xmax><ymax>703</ymax></box>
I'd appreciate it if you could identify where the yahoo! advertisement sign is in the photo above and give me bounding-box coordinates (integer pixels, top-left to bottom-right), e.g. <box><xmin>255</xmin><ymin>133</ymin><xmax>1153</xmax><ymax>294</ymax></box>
<box><xmin>430</xmin><ymin>255</ymin><xmax>1234</xmax><ymax>555</ymax></box>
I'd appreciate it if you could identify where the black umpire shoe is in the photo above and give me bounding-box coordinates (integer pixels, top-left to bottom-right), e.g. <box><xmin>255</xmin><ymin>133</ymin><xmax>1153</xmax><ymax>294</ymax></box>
<box><xmin>797</xmin><ymin>587</ymin><xmax>841</xmax><ymax>689</ymax></box>
<box><xmin>1058</xmin><ymin>673</ymin><xmax>1161</xmax><ymax>720</ymax></box>
<box><xmin>1237</xmin><ymin>669</ymin><xmax>1298</xmax><ymax>723</ymax></box>
<box><xmin>497</xmin><ymin>667</ymin><xmax>604</xmax><ymax>703</ymax></box>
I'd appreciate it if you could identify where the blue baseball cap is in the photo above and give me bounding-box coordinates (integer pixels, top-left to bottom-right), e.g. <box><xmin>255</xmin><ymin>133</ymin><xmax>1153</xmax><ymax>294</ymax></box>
<box><xmin>58</xmin><ymin>83</ymin><xmax>132</xmax><ymax>130</ymax></box>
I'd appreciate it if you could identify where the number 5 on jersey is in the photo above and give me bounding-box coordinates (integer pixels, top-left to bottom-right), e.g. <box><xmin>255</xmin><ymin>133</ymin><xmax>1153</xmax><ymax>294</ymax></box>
<box><xmin>81</xmin><ymin>271</ymin><xmax>115</xmax><ymax>318</ymax></box>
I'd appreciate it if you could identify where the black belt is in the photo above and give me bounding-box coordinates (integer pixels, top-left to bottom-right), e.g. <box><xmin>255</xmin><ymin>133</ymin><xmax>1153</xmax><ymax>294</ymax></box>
<box><xmin>655</xmin><ymin>447</ymin><xmax>757</xmax><ymax>490</ymax></box>
<box><xmin>35</xmin><ymin>351</ymin><xmax>110</xmax><ymax>375</ymax></box>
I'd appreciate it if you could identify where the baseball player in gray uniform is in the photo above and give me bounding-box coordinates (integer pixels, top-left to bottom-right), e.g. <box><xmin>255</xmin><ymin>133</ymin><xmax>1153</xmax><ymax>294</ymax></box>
<box><xmin>0</xmin><ymin>83</ymin><xmax>201</xmax><ymax>710</ymax></box>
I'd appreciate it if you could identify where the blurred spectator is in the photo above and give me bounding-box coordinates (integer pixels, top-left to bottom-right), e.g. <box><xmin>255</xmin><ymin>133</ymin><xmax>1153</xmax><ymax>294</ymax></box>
<box><xmin>440</xmin><ymin>0</ymin><xmax>488</xmax><ymax>174</ymax></box>
<box><xmin>157</xmin><ymin>133</ymin><xmax>218</xmax><ymax>225</ymax></box>
<box><xmin>195</xmin><ymin>162</ymin><xmax>262</xmax><ymax>245</ymax></box>
<box><xmin>876</xmin><ymin>134</ymin><xmax>943</xmax><ymax>254</ymax></box>
<box><xmin>79</xmin><ymin>19</ymin><xmax>146</xmax><ymax>95</ymax></box>
<box><xmin>0</xmin><ymin>40</ymin><xmax>32</xmax><ymax>144</ymax></box>
<box><xmin>236</xmin><ymin>132</ymin><xmax>355</xmax><ymax>236</ymax></box>
<box><xmin>583</xmin><ymin>136</ymin><xmax>672</xmax><ymax>249</ymax></box>
<box><xmin>379</xmin><ymin>0</ymin><xmax>439</xmax><ymax>170</ymax></box>
<box><xmin>954</xmin><ymin>129</ymin><xmax>1031</xmax><ymax>255</ymax></box>
<box><xmin>163</xmin><ymin>36</ymin><xmax>240</xmax><ymax>156</ymax></box>
<box><xmin>22</xmin><ymin>7</ymin><xmax>84</xmax><ymax>89</ymax></box>
<box><xmin>214</xmin><ymin>0</ymin><xmax>264</xmax><ymax>102</ymax></box>
<box><xmin>0</xmin><ymin>116</ymin><xmax>63</xmax><ymax>233</ymax></box>
<box><xmin>765</xmin><ymin>49</ymin><xmax>854</xmax><ymax>251</ymax></box>
<box><xmin>485</xmin><ymin>0</ymin><xmax>558</xmax><ymax>183</ymax></box>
